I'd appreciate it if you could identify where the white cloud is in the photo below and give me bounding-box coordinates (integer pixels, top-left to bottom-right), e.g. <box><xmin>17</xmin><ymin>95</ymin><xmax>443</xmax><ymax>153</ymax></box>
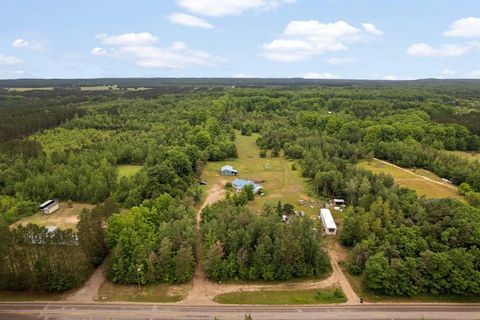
<box><xmin>440</xmin><ymin>68</ymin><xmax>456</xmax><ymax>76</ymax></box>
<box><xmin>444</xmin><ymin>17</ymin><xmax>480</xmax><ymax>38</ymax></box>
<box><xmin>0</xmin><ymin>69</ymin><xmax>25</xmax><ymax>79</ymax></box>
<box><xmin>96</xmin><ymin>32</ymin><xmax>158</xmax><ymax>46</ymax></box>
<box><xmin>91</xmin><ymin>33</ymin><xmax>225</xmax><ymax>69</ymax></box>
<box><xmin>0</xmin><ymin>54</ymin><xmax>22</xmax><ymax>65</ymax></box>
<box><xmin>91</xmin><ymin>47</ymin><xmax>108</xmax><ymax>56</ymax></box>
<box><xmin>382</xmin><ymin>75</ymin><xmax>398</xmax><ymax>80</ymax></box>
<box><xmin>262</xmin><ymin>20</ymin><xmax>382</xmax><ymax>62</ymax></box>
<box><xmin>176</xmin><ymin>0</ymin><xmax>295</xmax><ymax>17</ymax></box>
<box><xmin>232</xmin><ymin>73</ymin><xmax>255</xmax><ymax>78</ymax></box>
<box><xmin>408</xmin><ymin>18</ymin><xmax>480</xmax><ymax>59</ymax></box>
<box><xmin>303</xmin><ymin>72</ymin><xmax>339</xmax><ymax>79</ymax></box>
<box><xmin>406</xmin><ymin>43</ymin><xmax>471</xmax><ymax>57</ymax></box>
<box><xmin>326</xmin><ymin>57</ymin><xmax>354</xmax><ymax>65</ymax></box>
<box><xmin>468</xmin><ymin>70</ymin><xmax>480</xmax><ymax>78</ymax></box>
<box><xmin>12</xmin><ymin>38</ymin><xmax>45</xmax><ymax>50</ymax></box>
<box><xmin>362</xmin><ymin>23</ymin><xmax>383</xmax><ymax>36</ymax></box>
<box><xmin>168</xmin><ymin>13</ymin><xmax>213</xmax><ymax>29</ymax></box>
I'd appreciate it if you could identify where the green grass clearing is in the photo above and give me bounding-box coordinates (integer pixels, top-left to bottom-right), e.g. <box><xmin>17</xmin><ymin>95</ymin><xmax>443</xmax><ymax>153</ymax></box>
<box><xmin>358</xmin><ymin>159</ymin><xmax>463</xmax><ymax>201</ymax></box>
<box><xmin>201</xmin><ymin>131</ymin><xmax>320</xmax><ymax>217</ymax></box>
<box><xmin>214</xmin><ymin>287</ymin><xmax>346</xmax><ymax>305</ymax></box>
<box><xmin>97</xmin><ymin>280</ymin><xmax>189</xmax><ymax>303</ymax></box>
<box><xmin>7</xmin><ymin>87</ymin><xmax>54</xmax><ymax>92</ymax></box>
<box><xmin>446</xmin><ymin>150</ymin><xmax>480</xmax><ymax>161</ymax></box>
<box><xmin>12</xmin><ymin>202</ymin><xmax>93</xmax><ymax>229</ymax></box>
<box><xmin>0</xmin><ymin>290</ymin><xmax>64</xmax><ymax>301</ymax></box>
<box><xmin>117</xmin><ymin>164</ymin><xmax>142</xmax><ymax>179</ymax></box>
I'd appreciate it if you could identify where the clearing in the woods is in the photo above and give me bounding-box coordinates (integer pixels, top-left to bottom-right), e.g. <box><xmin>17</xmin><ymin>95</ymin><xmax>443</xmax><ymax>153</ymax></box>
<box><xmin>13</xmin><ymin>202</ymin><xmax>94</xmax><ymax>229</ymax></box>
<box><xmin>358</xmin><ymin>158</ymin><xmax>463</xmax><ymax>201</ymax></box>
<box><xmin>201</xmin><ymin>131</ymin><xmax>320</xmax><ymax>216</ymax></box>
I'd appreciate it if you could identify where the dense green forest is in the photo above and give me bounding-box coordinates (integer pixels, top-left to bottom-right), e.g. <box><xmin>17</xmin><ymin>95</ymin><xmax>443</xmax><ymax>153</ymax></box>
<box><xmin>201</xmin><ymin>201</ymin><xmax>331</xmax><ymax>281</ymax></box>
<box><xmin>1</xmin><ymin>82</ymin><xmax>480</xmax><ymax>296</ymax></box>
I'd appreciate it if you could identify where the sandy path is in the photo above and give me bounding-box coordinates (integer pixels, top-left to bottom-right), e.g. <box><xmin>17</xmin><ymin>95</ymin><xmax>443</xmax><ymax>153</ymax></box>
<box><xmin>65</xmin><ymin>261</ymin><xmax>106</xmax><ymax>302</ymax></box>
<box><xmin>179</xmin><ymin>179</ymin><xmax>360</xmax><ymax>305</ymax></box>
<box><xmin>326</xmin><ymin>241</ymin><xmax>359</xmax><ymax>304</ymax></box>
<box><xmin>180</xmin><ymin>182</ymin><xmax>226</xmax><ymax>305</ymax></box>
<box><xmin>374</xmin><ymin>158</ymin><xmax>458</xmax><ymax>190</ymax></box>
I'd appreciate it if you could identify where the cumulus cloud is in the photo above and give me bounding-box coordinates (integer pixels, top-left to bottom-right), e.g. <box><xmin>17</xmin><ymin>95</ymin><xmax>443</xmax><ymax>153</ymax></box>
<box><xmin>406</xmin><ymin>43</ymin><xmax>471</xmax><ymax>57</ymax></box>
<box><xmin>91</xmin><ymin>32</ymin><xmax>225</xmax><ymax>69</ymax></box>
<box><xmin>362</xmin><ymin>23</ymin><xmax>383</xmax><ymax>36</ymax></box>
<box><xmin>440</xmin><ymin>68</ymin><xmax>456</xmax><ymax>76</ymax></box>
<box><xmin>408</xmin><ymin>17</ymin><xmax>480</xmax><ymax>59</ymax></box>
<box><xmin>96</xmin><ymin>32</ymin><xmax>158</xmax><ymax>46</ymax></box>
<box><xmin>381</xmin><ymin>75</ymin><xmax>414</xmax><ymax>81</ymax></box>
<box><xmin>176</xmin><ymin>0</ymin><xmax>295</xmax><ymax>17</ymax></box>
<box><xmin>303</xmin><ymin>72</ymin><xmax>339</xmax><ymax>79</ymax></box>
<box><xmin>12</xmin><ymin>38</ymin><xmax>45</xmax><ymax>50</ymax></box>
<box><xmin>326</xmin><ymin>57</ymin><xmax>354</xmax><ymax>65</ymax></box>
<box><xmin>444</xmin><ymin>17</ymin><xmax>480</xmax><ymax>38</ymax></box>
<box><xmin>469</xmin><ymin>70</ymin><xmax>480</xmax><ymax>78</ymax></box>
<box><xmin>0</xmin><ymin>54</ymin><xmax>22</xmax><ymax>65</ymax></box>
<box><xmin>168</xmin><ymin>13</ymin><xmax>213</xmax><ymax>29</ymax></box>
<box><xmin>91</xmin><ymin>47</ymin><xmax>108</xmax><ymax>56</ymax></box>
<box><xmin>262</xmin><ymin>20</ymin><xmax>382</xmax><ymax>62</ymax></box>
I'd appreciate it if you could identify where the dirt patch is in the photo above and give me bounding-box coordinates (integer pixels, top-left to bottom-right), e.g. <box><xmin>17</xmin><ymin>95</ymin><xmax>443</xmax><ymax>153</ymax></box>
<box><xmin>13</xmin><ymin>202</ymin><xmax>94</xmax><ymax>229</ymax></box>
<box><xmin>65</xmin><ymin>261</ymin><xmax>106</xmax><ymax>302</ymax></box>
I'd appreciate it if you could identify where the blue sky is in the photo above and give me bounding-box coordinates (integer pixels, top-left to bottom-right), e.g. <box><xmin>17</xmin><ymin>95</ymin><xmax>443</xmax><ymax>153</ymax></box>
<box><xmin>0</xmin><ymin>0</ymin><xmax>479</xmax><ymax>79</ymax></box>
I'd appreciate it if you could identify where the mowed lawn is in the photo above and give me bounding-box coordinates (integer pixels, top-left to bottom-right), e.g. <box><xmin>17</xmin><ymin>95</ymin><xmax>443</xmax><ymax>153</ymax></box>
<box><xmin>201</xmin><ymin>132</ymin><xmax>319</xmax><ymax>216</ymax></box>
<box><xmin>13</xmin><ymin>202</ymin><xmax>94</xmax><ymax>229</ymax></box>
<box><xmin>97</xmin><ymin>280</ymin><xmax>189</xmax><ymax>303</ymax></box>
<box><xmin>117</xmin><ymin>164</ymin><xmax>142</xmax><ymax>179</ymax></box>
<box><xmin>446</xmin><ymin>150</ymin><xmax>480</xmax><ymax>161</ymax></box>
<box><xmin>358</xmin><ymin>159</ymin><xmax>463</xmax><ymax>201</ymax></box>
<box><xmin>213</xmin><ymin>287</ymin><xmax>346</xmax><ymax>305</ymax></box>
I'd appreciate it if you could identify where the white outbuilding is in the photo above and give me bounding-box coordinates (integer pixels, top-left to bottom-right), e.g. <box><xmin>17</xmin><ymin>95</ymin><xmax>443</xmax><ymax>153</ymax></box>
<box><xmin>39</xmin><ymin>199</ymin><xmax>59</xmax><ymax>215</ymax></box>
<box><xmin>320</xmin><ymin>208</ymin><xmax>337</xmax><ymax>235</ymax></box>
<box><xmin>220</xmin><ymin>165</ymin><xmax>238</xmax><ymax>176</ymax></box>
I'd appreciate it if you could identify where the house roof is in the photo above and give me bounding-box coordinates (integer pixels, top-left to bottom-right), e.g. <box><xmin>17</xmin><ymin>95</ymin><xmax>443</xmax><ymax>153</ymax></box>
<box><xmin>232</xmin><ymin>178</ymin><xmax>262</xmax><ymax>191</ymax></box>
<box><xmin>221</xmin><ymin>165</ymin><xmax>237</xmax><ymax>172</ymax></box>
<box><xmin>320</xmin><ymin>208</ymin><xmax>337</xmax><ymax>230</ymax></box>
<box><xmin>39</xmin><ymin>199</ymin><xmax>56</xmax><ymax>209</ymax></box>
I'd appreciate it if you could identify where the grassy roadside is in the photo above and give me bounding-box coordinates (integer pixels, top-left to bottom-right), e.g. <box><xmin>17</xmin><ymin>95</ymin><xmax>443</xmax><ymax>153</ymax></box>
<box><xmin>340</xmin><ymin>263</ymin><xmax>480</xmax><ymax>303</ymax></box>
<box><xmin>0</xmin><ymin>290</ymin><xmax>64</xmax><ymax>301</ymax></box>
<box><xmin>214</xmin><ymin>287</ymin><xmax>346</xmax><ymax>305</ymax></box>
<box><xmin>96</xmin><ymin>280</ymin><xmax>189</xmax><ymax>303</ymax></box>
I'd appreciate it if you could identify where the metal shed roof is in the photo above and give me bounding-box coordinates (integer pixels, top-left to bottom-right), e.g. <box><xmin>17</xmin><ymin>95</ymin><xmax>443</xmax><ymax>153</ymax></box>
<box><xmin>320</xmin><ymin>208</ymin><xmax>337</xmax><ymax>230</ymax></box>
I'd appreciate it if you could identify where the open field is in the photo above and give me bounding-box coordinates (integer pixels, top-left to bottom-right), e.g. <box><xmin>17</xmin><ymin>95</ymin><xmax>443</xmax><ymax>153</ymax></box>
<box><xmin>446</xmin><ymin>150</ymin><xmax>480</xmax><ymax>161</ymax></box>
<box><xmin>358</xmin><ymin>159</ymin><xmax>463</xmax><ymax>201</ymax></box>
<box><xmin>201</xmin><ymin>132</ymin><xmax>320</xmax><ymax>216</ymax></box>
<box><xmin>213</xmin><ymin>287</ymin><xmax>346</xmax><ymax>305</ymax></box>
<box><xmin>7</xmin><ymin>87</ymin><xmax>54</xmax><ymax>92</ymax></box>
<box><xmin>117</xmin><ymin>164</ymin><xmax>142</xmax><ymax>179</ymax></box>
<box><xmin>12</xmin><ymin>202</ymin><xmax>93</xmax><ymax>229</ymax></box>
<box><xmin>97</xmin><ymin>280</ymin><xmax>189</xmax><ymax>303</ymax></box>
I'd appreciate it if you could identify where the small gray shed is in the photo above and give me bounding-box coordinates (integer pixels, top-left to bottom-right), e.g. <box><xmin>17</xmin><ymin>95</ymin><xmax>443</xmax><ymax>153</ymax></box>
<box><xmin>220</xmin><ymin>165</ymin><xmax>238</xmax><ymax>176</ymax></box>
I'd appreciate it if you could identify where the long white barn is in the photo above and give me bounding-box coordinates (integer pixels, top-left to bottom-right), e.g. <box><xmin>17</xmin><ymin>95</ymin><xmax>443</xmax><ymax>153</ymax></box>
<box><xmin>320</xmin><ymin>208</ymin><xmax>337</xmax><ymax>235</ymax></box>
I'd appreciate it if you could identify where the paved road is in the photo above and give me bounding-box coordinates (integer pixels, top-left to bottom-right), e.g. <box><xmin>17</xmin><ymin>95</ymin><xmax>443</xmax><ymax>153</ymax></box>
<box><xmin>1</xmin><ymin>302</ymin><xmax>480</xmax><ymax>320</ymax></box>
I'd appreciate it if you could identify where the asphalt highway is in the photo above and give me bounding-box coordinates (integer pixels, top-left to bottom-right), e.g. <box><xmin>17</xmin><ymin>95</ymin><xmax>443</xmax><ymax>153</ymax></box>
<box><xmin>1</xmin><ymin>302</ymin><xmax>480</xmax><ymax>320</ymax></box>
